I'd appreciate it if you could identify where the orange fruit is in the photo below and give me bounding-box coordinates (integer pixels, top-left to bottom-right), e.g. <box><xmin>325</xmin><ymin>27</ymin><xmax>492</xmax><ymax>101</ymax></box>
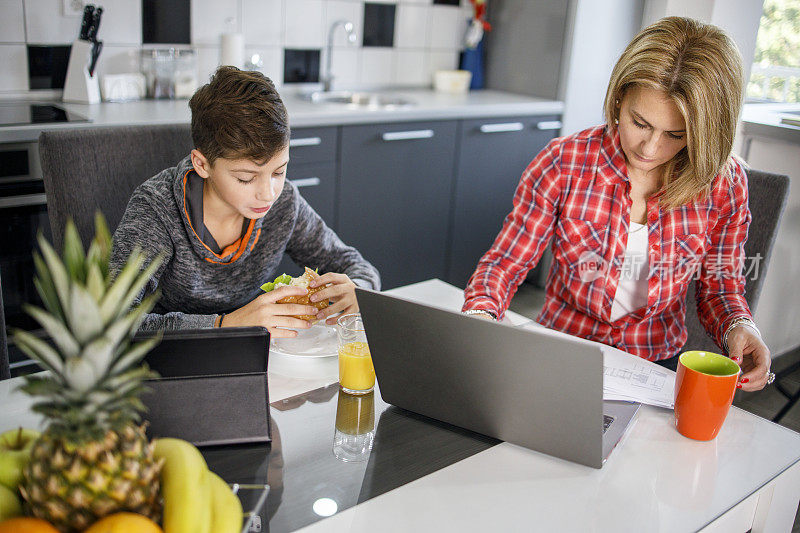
<box><xmin>83</xmin><ymin>513</ymin><xmax>163</xmax><ymax>533</ymax></box>
<box><xmin>0</xmin><ymin>517</ymin><xmax>60</xmax><ymax>533</ymax></box>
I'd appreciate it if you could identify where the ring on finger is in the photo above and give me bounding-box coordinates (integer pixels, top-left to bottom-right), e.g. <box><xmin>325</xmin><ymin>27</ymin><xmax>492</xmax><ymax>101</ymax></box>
<box><xmin>766</xmin><ymin>371</ymin><xmax>776</xmax><ymax>385</ymax></box>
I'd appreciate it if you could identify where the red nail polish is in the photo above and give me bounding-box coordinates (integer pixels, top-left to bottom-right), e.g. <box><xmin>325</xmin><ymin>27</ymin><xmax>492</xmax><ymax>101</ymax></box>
<box><xmin>736</xmin><ymin>383</ymin><xmax>742</xmax><ymax>388</ymax></box>
<box><xmin>741</xmin><ymin>378</ymin><xmax>749</xmax><ymax>383</ymax></box>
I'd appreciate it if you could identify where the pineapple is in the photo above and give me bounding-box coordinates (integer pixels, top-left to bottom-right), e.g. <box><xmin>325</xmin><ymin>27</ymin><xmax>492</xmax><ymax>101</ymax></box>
<box><xmin>11</xmin><ymin>214</ymin><xmax>165</xmax><ymax>533</ymax></box>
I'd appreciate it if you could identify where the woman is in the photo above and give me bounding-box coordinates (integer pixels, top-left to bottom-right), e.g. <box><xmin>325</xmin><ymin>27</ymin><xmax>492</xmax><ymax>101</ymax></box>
<box><xmin>462</xmin><ymin>17</ymin><xmax>772</xmax><ymax>391</ymax></box>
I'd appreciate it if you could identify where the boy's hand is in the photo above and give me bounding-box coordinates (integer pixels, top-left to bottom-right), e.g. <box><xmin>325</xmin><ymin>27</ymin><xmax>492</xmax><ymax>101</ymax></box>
<box><xmin>222</xmin><ymin>286</ymin><xmax>318</xmax><ymax>338</ymax></box>
<box><xmin>309</xmin><ymin>273</ymin><xmax>358</xmax><ymax>325</ymax></box>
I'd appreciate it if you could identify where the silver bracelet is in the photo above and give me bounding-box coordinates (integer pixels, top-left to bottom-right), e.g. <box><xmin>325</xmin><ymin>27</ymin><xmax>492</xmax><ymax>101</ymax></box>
<box><xmin>463</xmin><ymin>309</ymin><xmax>497</xmax><ymax>320</ymax></box>
<box><xmin>723</xmin><ymin>317</ymin><xmax>761</xmax><ymax>352</ymax></box>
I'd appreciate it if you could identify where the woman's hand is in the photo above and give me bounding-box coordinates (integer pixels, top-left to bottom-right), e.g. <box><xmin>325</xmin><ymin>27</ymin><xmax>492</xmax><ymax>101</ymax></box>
<box><xmin>221</xmin><ymin>286</ymin><xmax>319</xmax><ymax>338</ymax></box>
<box><xmin>309</xmin><ymin>273</ymin><xmax>359</xmax><ymax>325</ymax></box>
<box><xmin>727</xmin><ymin>325</ymin><xmax>771</xmax><ymax>391</ymax></box>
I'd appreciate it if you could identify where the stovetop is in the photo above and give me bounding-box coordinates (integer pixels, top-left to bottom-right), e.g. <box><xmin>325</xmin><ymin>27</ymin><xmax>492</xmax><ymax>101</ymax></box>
<box><xmin>0</xmin><ymin>103</ymin><xmax>89</xmax><ymax>126</ymax></box>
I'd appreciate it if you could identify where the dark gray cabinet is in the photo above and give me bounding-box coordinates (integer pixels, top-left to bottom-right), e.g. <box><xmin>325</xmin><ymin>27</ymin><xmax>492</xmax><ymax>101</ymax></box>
<box><xmin>275</xmin><ymin>127</ymin><xmax>338</xmax><ymax>276</ymax></box>
<box><xmin>275</xmin><ymin>116</ymin><xmax>561</xmax><ymax>287</ymax></box>
<box><xmin>447</xmin><ymin>115</ymin><xmax>561</xmax><ymax>288</ymax></box>
<box><xmin>338</xmin><ymin>120</ymin><xmax>458</xmax><ymax>289</ymax></box>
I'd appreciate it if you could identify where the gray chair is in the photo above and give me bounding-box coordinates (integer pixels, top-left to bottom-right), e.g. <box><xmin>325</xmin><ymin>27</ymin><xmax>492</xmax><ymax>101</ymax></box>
<box><xmin>39</xmin><ymin>124</ymin><xmax>193</xmax><ymax>248</ymax></box>
<box><xmin>682</xmin><ymin>169</ymin><xmax>791</xmax><ymax>420</ymax></box>
<box><xmin>0</xmin><ymin>274</ymin><xmax>10</xmax><ymax>380</ymax></box>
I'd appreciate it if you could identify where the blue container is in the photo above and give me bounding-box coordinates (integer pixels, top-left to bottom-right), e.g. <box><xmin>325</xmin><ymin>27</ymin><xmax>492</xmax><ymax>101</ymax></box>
<box><xmin>460</xmin><ymin>37</ymin><xmax>485</xmax><ymax>90</ymax></box>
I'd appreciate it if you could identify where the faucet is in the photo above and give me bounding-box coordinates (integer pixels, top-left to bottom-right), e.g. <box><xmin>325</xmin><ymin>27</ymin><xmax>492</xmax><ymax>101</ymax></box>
<box><xmin>322</xmin><ymin>20</ymin><xmax>357</xmax><ymax>92</ymax></box>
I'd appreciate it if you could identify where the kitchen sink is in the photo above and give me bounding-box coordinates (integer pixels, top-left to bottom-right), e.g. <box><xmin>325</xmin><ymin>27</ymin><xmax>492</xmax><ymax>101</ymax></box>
<box><xmin>303</xmin><ymin>91</ymin><xmax>415</xmax><ymax>109</ymax></box>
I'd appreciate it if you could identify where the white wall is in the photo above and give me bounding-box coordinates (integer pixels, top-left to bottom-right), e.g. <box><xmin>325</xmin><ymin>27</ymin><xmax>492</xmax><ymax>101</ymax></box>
<box><xmin>0</xmin><ymin>0</ymin><xmax>472</xmax><ymax>96</ymax></box>
<box><xmin>558</xmin><ymin>0</ymin><xmax>644</xmax><ymax>135</ymax></box>
<box><xmin>643</xmin><ymin>0</ymin><xmax>764</xmax><ymax>94</ymax></box>
<box><xmin>743</xmin><ymin>137</ymin><xmax>800</xmax><ymax>356</ymax></box>
<box><xmin>558</xmin><ymin>0</ymin><xmax>765</xmax><ymax>136</ymax></box>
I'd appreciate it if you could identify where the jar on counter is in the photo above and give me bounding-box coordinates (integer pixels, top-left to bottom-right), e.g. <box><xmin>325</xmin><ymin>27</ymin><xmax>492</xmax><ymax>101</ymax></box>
<box><xmin>141</xmin><ymin>48</ymin><xmax>198</xmax><ymax>99</ymax></box>
<box><xmin>174</xmin><ymin>49</ymin><xmax>198</xmax><ymax>99</ymax></box>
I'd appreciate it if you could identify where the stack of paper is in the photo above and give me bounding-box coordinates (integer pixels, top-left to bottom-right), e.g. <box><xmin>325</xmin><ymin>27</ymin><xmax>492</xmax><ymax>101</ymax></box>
<box><xmin>601</xmin><ymin>345</ymin><xmax>674</xmax><ymax>408</ymax></box>
<box><xmin>519</xmin><ymin>322</ymin><xmax>675</xmax><ymax>409</ymax></box>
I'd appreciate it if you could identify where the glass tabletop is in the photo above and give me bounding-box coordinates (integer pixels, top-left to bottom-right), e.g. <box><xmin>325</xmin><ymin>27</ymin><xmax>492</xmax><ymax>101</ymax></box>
<box><xmin>201</xmin><ymin>382</ymin><xmax>499</xmax><ymax>532</ymax></box>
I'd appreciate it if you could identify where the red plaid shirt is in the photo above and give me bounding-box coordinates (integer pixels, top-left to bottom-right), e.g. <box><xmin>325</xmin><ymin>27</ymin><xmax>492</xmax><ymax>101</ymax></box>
<box><xmin>463</xmin><ymin>125</ymin><xmax>753</xmax><ymax>361</ymax></box>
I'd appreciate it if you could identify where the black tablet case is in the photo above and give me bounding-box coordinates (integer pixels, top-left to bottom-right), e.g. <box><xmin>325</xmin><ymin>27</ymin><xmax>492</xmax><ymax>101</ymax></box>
<box><xmin>135</xmin><ymin>327</ymin><xmax>271</xmax><ymax>446</ymax></box>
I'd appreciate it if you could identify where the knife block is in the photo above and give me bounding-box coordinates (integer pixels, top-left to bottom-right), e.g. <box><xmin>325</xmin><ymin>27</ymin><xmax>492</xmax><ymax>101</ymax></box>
<box><xmin>63</xmin><ymin>39</ymin><xmax>101</xmax><ymax>104</ymax></box>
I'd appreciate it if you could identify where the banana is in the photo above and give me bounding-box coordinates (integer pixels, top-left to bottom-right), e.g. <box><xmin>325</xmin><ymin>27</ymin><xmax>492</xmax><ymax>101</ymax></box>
<box><xmin>153</xmin><ymin>438</ymin><xmax>211</xmax><ymax>533</ymax></box>
<box><xmin>209</xmin><ymin>472</ymin><xmax>243</xmax><ymax>533</ymax></box>
<box><xmin>0</xmin><ymin>483</ymin><xmax>22</xmax><ymax>521</ymax></box>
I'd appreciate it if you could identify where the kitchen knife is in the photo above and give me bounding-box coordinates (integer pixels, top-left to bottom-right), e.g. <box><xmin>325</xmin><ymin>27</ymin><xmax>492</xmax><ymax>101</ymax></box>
<box><xmin>89</xmin><ymin>40</ymin><xmax>103</xmax><ymax>77</ymax></box>
<box><xmin>86</xmin><ymin>6</ymin><xmax>103</xmax><ymax>42</ymax></box>
<box><xmin>79</xmin><ymin>4</ymin><xmax>95</xmax><ymax>41</ymax></box>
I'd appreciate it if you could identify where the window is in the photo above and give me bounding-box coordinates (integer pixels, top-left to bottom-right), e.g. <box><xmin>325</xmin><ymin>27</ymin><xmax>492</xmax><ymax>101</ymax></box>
<box><xmin>747</xmin><ymin>0</ymin><xmax>800</xmax><ymax>103</ymax></box>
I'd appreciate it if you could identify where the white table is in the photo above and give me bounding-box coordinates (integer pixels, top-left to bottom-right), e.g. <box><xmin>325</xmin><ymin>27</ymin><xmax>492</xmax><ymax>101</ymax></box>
<box><xmin>2</xmin><ymin>279</ymin><xmax>799</xmax><ymax>532</ymax></box>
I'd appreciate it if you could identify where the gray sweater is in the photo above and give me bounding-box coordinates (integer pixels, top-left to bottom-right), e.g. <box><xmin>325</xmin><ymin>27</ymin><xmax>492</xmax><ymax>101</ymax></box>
<box><xmin>110</xmin><ymin>155</ymin><xmax>380</xmax><ymax>330</ymax></box>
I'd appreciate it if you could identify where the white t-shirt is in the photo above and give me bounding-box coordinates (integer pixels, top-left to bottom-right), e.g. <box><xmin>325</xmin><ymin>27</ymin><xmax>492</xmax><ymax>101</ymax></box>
<box><xmin>610</xmin><ymin>221</ymin><xmax>649</xmax><ymax>321</ymax></box>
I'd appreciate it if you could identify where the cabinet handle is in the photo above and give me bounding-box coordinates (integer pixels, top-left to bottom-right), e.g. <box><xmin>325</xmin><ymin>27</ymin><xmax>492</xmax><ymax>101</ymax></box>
<box><xmin>479</xmin><ymin>122</ymin><xmax>524</xmax><ymax>133</ymax></box>
<box><xmin>289</xmin><ymin>137</ymin><xmax>322</xmax><ymax>147</ymax></box>
<box><xmin>0</xmin><ymin>193</ymin><xmax>47</xmax><ymax>208</ymax></box>
<box><xmin>381</xmin><ymin>130</ymin><xmax>434</xmax><ymax>141</ymax></box>
<box><xmin>536</xmin><ymin>121</ymin><xmax>562</xmax><ymax>130</ymax></box>
<box><xmin>289</xmin><ymin>177</ymin><xmax>321</xmax><ymax>188</ymax></box>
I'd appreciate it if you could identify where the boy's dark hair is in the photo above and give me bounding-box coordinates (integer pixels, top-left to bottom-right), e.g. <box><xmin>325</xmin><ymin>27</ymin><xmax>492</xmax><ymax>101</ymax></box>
<box><xmin>189</xmin><ymin>66</ymin><xmax>290</xmax><ymax>165</ymax></box>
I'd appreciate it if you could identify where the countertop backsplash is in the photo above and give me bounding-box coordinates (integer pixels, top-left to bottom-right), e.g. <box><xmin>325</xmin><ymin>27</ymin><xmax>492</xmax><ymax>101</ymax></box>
<box><xmin>0</xmin><ymin>0</ymin><xmax>475</xmax><ymax>98</ymax></box>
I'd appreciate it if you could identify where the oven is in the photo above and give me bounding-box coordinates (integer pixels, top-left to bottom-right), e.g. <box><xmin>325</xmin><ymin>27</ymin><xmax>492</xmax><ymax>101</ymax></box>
<box><xmin>0</xmin><ymin>141</ymin><xmax>52</xmax><ymax>375</ymax></box>
<box><xmin>0</xmin><ymin>103</ymin><xmax>89</xmax><ymax>375</ymax></box>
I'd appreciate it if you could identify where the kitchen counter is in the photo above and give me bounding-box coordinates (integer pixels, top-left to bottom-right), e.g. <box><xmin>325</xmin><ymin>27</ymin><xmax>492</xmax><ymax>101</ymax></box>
<box><xmin>0</xmin><ymin>89</ymin><xmax>564</xmax><ymax>143</ymax></box>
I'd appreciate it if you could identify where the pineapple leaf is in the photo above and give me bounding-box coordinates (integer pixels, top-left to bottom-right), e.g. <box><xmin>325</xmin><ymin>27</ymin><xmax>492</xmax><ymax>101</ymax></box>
<box><xmin>99</xmin><ymin>248</ymin><xmax>145</xmax><ymax>324</ymax></box>
<box><xmin>17</xmin><ymin>375</ymin><xmax>63</xmax><ymax>396</ymax></box>
<box><xmin>33</xmin><ymin>252</ymin><xmax>64</xmax><ymax>321</ymax></box>
<box><xmin>81</xmin><ymin>336</ymin><xmax>115</xmax><ymax>381</ymax></box>
<box><xmin>85</xmin><ymin>262</ymin><xmax>105</xmax><ymax>303</ymax></box>
<box><xmin>66</xmin><ymin>283</ymin><xmax>104</xmax><ymax>345</ymax></box>
<box><xmin>22</xmin><ymin>304</ymin><xmax>80</xmax><ymax>358</ymax></box>
<box><xmin>62</xmin><ymin>220</ymin><xmax>87</xmax><ymax>284</ymax></box>
<box><xmin>109</xmin><ymin>335</ymin><xmax>162</xmax><ymax>377</ymax></box>
<box><xmin>105</xmin><ymin>366</ymin><xmax>157</xmax><ymax>394</ymax></box>
<box><xmin>125</xmin><ymin>292</ymin><xmax>160</xmax><ymax>338</ymax></box>
<box><xmin>30</xmin><ymin>403</ymin><xmax>70</xmax><ymax>419</ymax></box>
<box><xmin>63</xmin><ymin>357</ymin><xmax>99</xmax><ymax>393</ymax></box>
<box><xmin>113</xmin><ymin>254</ymin><xmax>165</xmax><ymax>322</ymax></box>
<box><xmin>93</xmin><ymin>211</ymin><xmax>113</xmax><ymax>278</ymax></box>
<box><xmin>86</xmin><ymin>390</ymin><xmax>114</xmax><ymax>406</ymax></box>
<box><xmin>11</xmin><ymin>329</ymin><xmax>65</xmax><ymax>377</ymax></box>
<box><xmin>128</xmin><ymin>397</ymin><xmax>147</xmax><ymax>413</ymax></box>
<box><xmin>103</xmin><ymin>293</ymin><xmax>158</xmax><ymax>350</ymax></box>
<box><xmin>37</xmin><ymin>233</ymin><xmax>72</xmax><ymax>316</ymax></box>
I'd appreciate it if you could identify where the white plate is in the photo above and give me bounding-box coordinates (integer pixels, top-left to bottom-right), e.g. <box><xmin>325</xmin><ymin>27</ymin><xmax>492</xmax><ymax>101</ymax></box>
<box><xmin>269</xmin><ymin>323</ymin><xmax>339</xmax><ymax>358</ymax></box>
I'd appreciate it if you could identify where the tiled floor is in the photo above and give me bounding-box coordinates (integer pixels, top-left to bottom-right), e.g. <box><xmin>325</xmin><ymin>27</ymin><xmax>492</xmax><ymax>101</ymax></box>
<box><xmin>509</xmin><ymin>281</ymin><xmax>800</xmax><ymax>531</ymax></box>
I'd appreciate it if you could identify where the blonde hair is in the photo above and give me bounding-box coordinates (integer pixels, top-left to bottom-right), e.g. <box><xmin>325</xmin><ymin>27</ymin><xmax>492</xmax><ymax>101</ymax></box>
<box><xmin>604</xmin><ymin>17</ymin><xmax>744</xmax><ymax>208</ymax></box>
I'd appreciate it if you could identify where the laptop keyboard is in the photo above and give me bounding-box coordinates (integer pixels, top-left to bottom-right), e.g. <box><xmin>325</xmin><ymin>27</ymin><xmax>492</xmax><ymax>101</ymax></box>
<box><xmin>603</xmin><ymin>415</ymin><xmax>615</xmax><ymax>434</ymax></box>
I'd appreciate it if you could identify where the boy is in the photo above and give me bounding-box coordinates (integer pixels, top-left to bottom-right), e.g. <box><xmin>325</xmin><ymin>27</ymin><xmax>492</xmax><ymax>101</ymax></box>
<box><xmin>110</xmin><ymin>66</ymin><xmax>380</xmax><ymax>337</ymax></box>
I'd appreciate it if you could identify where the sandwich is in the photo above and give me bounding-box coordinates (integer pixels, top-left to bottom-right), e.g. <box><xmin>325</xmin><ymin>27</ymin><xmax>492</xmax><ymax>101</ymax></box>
<box><xmin>260</xmin><ymin>267</ymin><xmax>329</xmax><ymax>321</ymax></box>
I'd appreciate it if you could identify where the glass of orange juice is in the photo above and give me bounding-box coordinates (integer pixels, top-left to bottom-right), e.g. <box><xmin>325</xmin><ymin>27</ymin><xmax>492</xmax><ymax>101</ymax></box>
<box><xmin>337</xmin><ymin>313</ymin><xmax>375</xmax><ymax>394</ymax></box>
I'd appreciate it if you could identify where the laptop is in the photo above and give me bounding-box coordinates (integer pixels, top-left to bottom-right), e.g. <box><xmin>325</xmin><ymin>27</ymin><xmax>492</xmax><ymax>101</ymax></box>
<box><xmin>355</xmin><ymin>289</ymin><xmax>639</xmax><ymax>469</ymax></box>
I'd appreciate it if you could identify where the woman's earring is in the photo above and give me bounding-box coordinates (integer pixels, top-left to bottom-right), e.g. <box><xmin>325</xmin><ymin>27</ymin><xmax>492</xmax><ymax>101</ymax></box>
<box><xmin>614</xmin><ymin>117</ymin><xmax>619</xmax><ymax>125</ymax></box>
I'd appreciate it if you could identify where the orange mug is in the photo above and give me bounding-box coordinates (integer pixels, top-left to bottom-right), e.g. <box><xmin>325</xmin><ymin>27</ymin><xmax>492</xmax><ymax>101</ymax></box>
<box><xmin>674</xmin><ymin>350</ymin><xmax>740</xmax><ymax>441</ymax></box>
